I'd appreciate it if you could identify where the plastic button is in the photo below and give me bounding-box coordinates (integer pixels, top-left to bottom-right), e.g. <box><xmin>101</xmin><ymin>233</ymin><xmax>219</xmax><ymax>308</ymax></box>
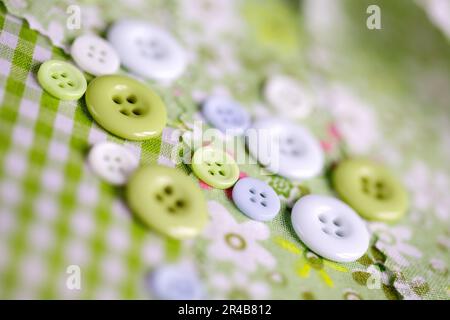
<box><xmin>291</xmin><ymin>194</ymin><xmax>370</xmax><ymax>262</ymax></box>
<box><xmin>85</xmin><ymin>75</ymin><xmax>167</xmax><ymax>141</ymax></box>
<box><xmin>71</xmin><ymin>34</ymin><xmax>120</xmax><ymax>76</ymax></box>
<box><xmin>264</xmin><ymin>74</ymin><xmax>313</xmax><ymax>119</ymax></box>
<box><xmin>332</xmin><ymin>159</ymin><xmax>408</xmax><ymax>222</ymax></box>
<box><xmin>232</xmin><ymin>177</ymin><xmax>280</xmax><ymax>221</ymax></box>
<box><xmin>126</xmin><ymin>165</ymin><xmax>208</xmax><ymax>239</ymax></box>
<box><xmin>191</xmin><ymin>146</ymin><xmax>240</xmax><ymax>189</ymax></box>
<box><xmin>107</xmin><ymin>20</ymin><xmax>187</xmax><ymax>81</ymax></box>
<box><xmin>202</xmin><ymin>96</ymin><xmax>251</xmax><ymax>136</ymax></box>
<box><xmin>87</xmin><ymin>142</ymin><xmax>138</xmax><ymax>186</ymax></box>
<box><xmin>246</xmin><ymin>118</ymin><xmax>324</xmax><ymax>180</ymax></box>
<box><xmin>37</xmin><ymin>60</ymin><xmax>87</xmax><ymax>100</ymax></box>
<box><xmin>147</xmin><ymin>264</ymin><xmax>203</xmax><ymax>300</ymax></box>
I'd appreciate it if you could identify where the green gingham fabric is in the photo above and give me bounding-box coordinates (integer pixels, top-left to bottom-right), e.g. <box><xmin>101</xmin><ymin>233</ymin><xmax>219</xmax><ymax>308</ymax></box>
<box><xmin>0</xmin><ymin>0</ymin><xmax>449</xmax><ymax>300</ymax></box>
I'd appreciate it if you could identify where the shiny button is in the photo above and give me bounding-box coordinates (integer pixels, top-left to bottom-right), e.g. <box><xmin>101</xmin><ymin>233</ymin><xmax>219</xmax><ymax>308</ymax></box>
<box><xmin>191</xmin><ymin>146</ymin><xmax>240</xmax><ymax>189</ymax></box>
<box><xmin>126</xmin><ymin>165</ymin><xmax>208</xmax><ymax>239</ymax></box>
<box><xmin>107</xmin><ymin>20</ymin><xmax>187</xmax><ymax>82</ymax></box>
<box><xmin>147</xmin><ymin>264</ymin><xmax>203</xmax><ymax>300</ymax></box>
<box><xmin>246</xmin><ymin>118</ymin><xmax>324</xmax><ymax>180</ymax></box>
<box><xmin>87</xmin><ymin>142</ymin><xmax>138</xmax><ymax>186</ymax></box>
<box><xmin>85</xmin><ymin>75</ymin><xmax>167</xmax><ymax>141</ymax></box>
<box><xmin>264</xmin><ymin>74</ymin><xmax>313</xmax><ymax>119</ymax></box>
<box><xmin>332</xmin><ymin>159</ymin><xmax>408</xmax><ymax>222</ymax></box>
<box><xmin>37</xmin><ymin>60</ymin><xmax>87</xmax><ymax>100</ymax></box>
<box><xmin>291</xmin><ymin>194</ymin><xmax>370</xmax><ymax>262</ymax></box>
<box><xmin>71</xmin><ymin>34</ymin><xmax>120</xmax><ymax>76</ymax></box>
<box><xmin>202</xmin><ymin>96</ymin><xmax>251</xmax><ymax>136</ymax></box>
<box><xmin>232</xmin><ymin>177</ymin><xmax>280</xmax><ymax>221</ymax></box>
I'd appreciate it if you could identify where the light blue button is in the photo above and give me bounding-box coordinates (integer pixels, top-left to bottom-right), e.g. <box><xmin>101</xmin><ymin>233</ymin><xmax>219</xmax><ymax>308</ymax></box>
<box><xmin>147</xmin><ymin>264</ymin><xmax>204</xmax><ymax>300</ymax></box>
<box><xmin>232</xmin><ymin>177</ymin><xmax>281</xmax><ymax>221</ymax></box>
<box><xmin>202</xmin><ymin>96</ymin><xmax>251</xmax><ymax>136</ymax></box>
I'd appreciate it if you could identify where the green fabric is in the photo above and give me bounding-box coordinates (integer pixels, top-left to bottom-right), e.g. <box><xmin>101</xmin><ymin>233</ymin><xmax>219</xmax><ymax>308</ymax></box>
<box><xmin>0</xmin><ymin>0</ymin><xmax>449</xmax><ymax>300</ymax></box>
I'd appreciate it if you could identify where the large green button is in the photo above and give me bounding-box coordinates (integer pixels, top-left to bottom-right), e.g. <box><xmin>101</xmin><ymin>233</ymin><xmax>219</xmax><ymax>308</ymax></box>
<box><xmin>126</xmin><ymin>165</ymin><xmax>208</xmax><ymax>239</ymax></box>
<box><xmin>332</xmin><ymin>159</ymin><xmax>408</xmax><ymax>222</ymax></box>
<box><xmin>191</xmin><ymin>146</ymin><xmax>240</xmax><ymax>189</ymax></box>
<box><xmin>85</xmin><ymin>75</ymin><xmax>167</xmax><ymax>141</ymax></box>
<box><xmin>37</xmin><ymin>60</ymin><xmax>87</xmax><ymax>100</ymax></box>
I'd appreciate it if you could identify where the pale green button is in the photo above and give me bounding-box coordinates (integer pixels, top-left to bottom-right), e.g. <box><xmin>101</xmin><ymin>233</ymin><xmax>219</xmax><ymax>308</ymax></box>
<box><xmin>37</xmin><ymin>60</ymin><xmax>87</xmax><ymax>100</ymax></box>
<box><xmin>191</xmin><ymin>146</ymin><xmax>240</xmax><ymax>189</ymax></box>
<box><xmin>126</xmin><ymin>165</ymin><xmax>208</xmax><ymax>239</ymax></box>
<box><xmin>332</xmin><ymin>159</ymin><xmax>408</xmax><ymax>222</ymax></box>
<box><xmin>85</xmin><ymin>75</ymin><xmax>167</xmax><ymax>141</ymax></box>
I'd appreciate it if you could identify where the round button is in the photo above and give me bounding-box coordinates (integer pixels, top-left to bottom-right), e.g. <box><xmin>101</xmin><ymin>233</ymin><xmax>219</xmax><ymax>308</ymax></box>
<box><xmin>87</xmin><ymin>142</ymin><xmax>138</xmax><ymax>186</ymax></box>
<box><xmin>126</xmin><ymin>165</ymin><xmax>208</xmax><ymax>239</ymax></box>
<box><xmin>232</xmin><ymin>177</ymin><xmax>280</xmax><ymax>221</ymax></box>
<box><xmin>332</xmin><ymin>159</ymin><xmax>408</xmax><ymax>222</ymax></box>
<box><xmin>71</xmin><ymin>34</ymin><xmax>120</xmax><ymax>76</ymax></box>
<box><xmin>291</xmin><ymin>194</ymin><xmax>370</xmax><ymax>263</ymax></box>
<box><xmin>246</xmin><ymin>118</ymin><xmax>324</xmax><ymax>180</ymax></box>
<box><xmin>85</xmin><ymin>75</ymin><xmax>167</xmax><ymax>141</ymax></box>
<box><xmin>37</xmin><ymin>60</ymin><xmax>87</xmax><ymax>100</ymax></box>
<box><xmin>147</xmin><ymin>264</ymin><xmax>203</xmax><ymax>300</ymax></box>
<box><xmin>107</xmin><ymin>20</ymin><xmax>187</xmax><ymax>81</ymax></box>
<box><xmin>191</xmin><ymin>146</ymin><xmax>240</xmax><ymax>189</ymax></box>
<box><xmin>202</xmin><ymin>96</ymin><xmax>251</xmax><ymax>136</ymax></box>
<box><xmin>264</xmin><ymin>75</ymin><xmax>313</xmax><ymax>119</ymax></box>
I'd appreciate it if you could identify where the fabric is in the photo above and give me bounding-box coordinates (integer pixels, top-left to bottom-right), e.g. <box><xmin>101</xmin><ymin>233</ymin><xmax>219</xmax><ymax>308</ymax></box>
<box><xmin>0</xmin><ymin>0</ymin><xmax>449</xmax><ymax>300</ymax></box>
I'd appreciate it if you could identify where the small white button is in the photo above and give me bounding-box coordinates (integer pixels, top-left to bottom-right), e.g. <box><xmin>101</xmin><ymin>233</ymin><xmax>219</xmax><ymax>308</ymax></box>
<box><xmin>87</xmin><ymin>142</ymin><xmax>138</xmax><ymax>185</ymax></box>
<box><xmin>245</xmin><ymin>118</ymin><xmax>324</xmax><ymax>180</ymax></box>
<box><xmin>147</xmin><ymin>264</ymin><xmax>203</xmax><ymax>300</ymax></box>
<box><xmin>107</xmin><ymin>20</ymin><xmax>187</xmax><ymax>82</ymax></box>
<box><xmin>264</xmin><ymin>75</ymin><xmax>313</xmax><ymax>119</ymax></box>
<box><xmin>291</xmin><ymin>195</ymin><xmax>370</xmax><ymax>262</ymax></box>
<box><xmin>70</xmin><ymin>34</ymin><xmax>120</xmax><ymax>76</ymax></box>
<box><xmin>202</xmin><ymin>96</ymin><xmax>251</xmax><ymax>136</ymax></box>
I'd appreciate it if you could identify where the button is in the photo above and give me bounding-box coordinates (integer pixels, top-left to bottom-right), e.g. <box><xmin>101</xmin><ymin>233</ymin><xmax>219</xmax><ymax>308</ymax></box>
<box><xmin>264</xmin><ymin>75</ymin><xmax>313</xmax><ymax>119</ymax></box>
<box><xmin>245</xmin><ymin>118</ymin><xmax>324</xmax><ymax>180</ymax></box>
<box><xmin>87</xmin><ymin>142</ymin><xmax>138</xmax><ymax>186</ymax></box>
<box><xmin>232</xmin><ymin>177</ymin><xmax>280</xmax><ymax>221</ymax></box>
<box><xmin>107</xmin><ymin>20</ymin><xmax>187</xmax><ymax>81</ymax></box>
<box><xmin>191</xmin><ymin>146</ymin><xmax>240</xmax><ymax>189</ymax></box>
<box><xmin>126</xmin><ymin>165</ymin><xmax>208</xmax><ymax>239</ymax></box>
<box><xmin>291</xmin><ymin>194</ymin><xmax>370</xmax><ymax>262</ymax></box>
<box><xmin>147</xmin><ymin>264</ymin><xmax>203</xmax><ymax>300</ymax></box>
<box><xmin>332</xmin><ymin>159</ymin><xmax>408</xmax><ymax>222</ymax></box>
<box><xmin>202</xmin><ymin>96</ymin><xmax>251</xmax><ymax>136</ymax></box>
<box><xmin>85</xmin><ymin>74</ymin><xmax>167</xmax><ymax>141</ymax></box>
<box><xmin>70</xmin><ymin>34</ymin><xmax>120</xmax><ymax>76</ymax></box>
<box><xmin>37</xmin><ymin>60</ymin><xmax>87</xmax><ymax>100</ymax></box>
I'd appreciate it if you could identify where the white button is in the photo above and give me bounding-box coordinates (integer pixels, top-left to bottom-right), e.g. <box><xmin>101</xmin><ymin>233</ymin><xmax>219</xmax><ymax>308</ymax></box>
<box><xmin>264</xmin><ymin>75</ymin><xmax>313</xmax><ymax>119</ymax></box>
<box><xmin>87</xmin><ymin>142</ymin><xmax>139</xmax><ymax>185</ymax></box>
<box><xmin>107</xmin><ymin>20</ymin><xmax>187</xmax><ymax>82</ymax></box>
<box><xmin>245</xmin><ymin>118</ymin><xmax>324</xmax><ymax>180</ymax></box>
<box><xmin>147</xmin><ymin>264</ymin><xmax>203</xmax><ymax>300</ymax></box>
<box><xmin>202</xmin><ymin>96</ymin><xmax>251</xmax><ymax>136</ymax></box>
<box><xmin>291</xmin><ymin>195</ymin><xmax>370</xmax><ymax>262</ymax></box>
<box><xmin>70</xmin><ymin>34</ymin><xmax>120</xmax><ymax>76</ymax></box>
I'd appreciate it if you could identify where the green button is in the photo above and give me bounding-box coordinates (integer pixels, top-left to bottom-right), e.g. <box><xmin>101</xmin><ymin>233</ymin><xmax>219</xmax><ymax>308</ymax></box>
<box><xmin>85</xmin><ymin>75</ymin><xmax>167</xmax><ymax>141</ymax></box>
<box><xmin>37</xmin><ymin>60</ymin><xmax>87</xmax><ymax>100</ymax></box>
<box><xmin>126</xmin><ymin>165</ymin><xmax>208</xmax><ymax>239</ymax></box>
<box><xmin>332</xmin><ymin>159</ymin><xmax>408</xmax><ymax>222</ymax></box>
<box><xmin>191</xmin><ymin>146</ymin><xmax>240</xmax><ymax>189</ymax></box>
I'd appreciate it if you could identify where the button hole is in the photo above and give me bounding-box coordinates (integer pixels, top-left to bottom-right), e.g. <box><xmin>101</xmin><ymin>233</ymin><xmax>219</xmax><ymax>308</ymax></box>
<box><xmin>333</xmin><ymin>219</ymin><xmax>342</xmax><ymax>227</ymax></box>
<box><xmin>250</xmin><ymin>197</ymin><xmax>256</xmax><ymax>203</ymax></box>
<box><xmin>58</xmin><ymin>83</ymin><xmax>66</xmax><ymax>88</ymax></box>
<box><xmin>335</xmin><ymin>230</ymin><xmax>345</xmax><ymax>238</ymax></box>
<box><xmin>175</xmin><ymin>200</ymin><xmax>185</xmax><ymax>208</ymax></box>
<box><xmin>260</xmin><ymin>192</ymin><xmax>267</xmax><ymax>198</ymax></box>
<box><xmin>99</xmin><ymin>58</ymin><xmax>105</xmax><ymax>63</ymax></box>
<box><xmin>120</xmin><ymin>109</ymin><xmax>130</xmax><ymax>116</ymax></box>
<box><xmin>126</xmin><ymin>95</ymin><xmax>137</xmax><ymax>104</ymax></box>
<box><xmin>51</xmin><ymin>73</ymin><xmax>59</xmax><ymax>79</ymax></box>
<box><xmin>88</xmin><ymin>53</ymin><xmax>94</xmax><ymax>58</ymax></box>
<box><xmin>167</xmin><ymin>207</ymin><xmax>176</xmax><ymax>214</ymax></box>
<box><xmin>114</xmin><ymin>157</ymin><xmax>121</xmax><ymax>163</ymax></box>
<box><xmin>67</xmin><ymin>81</ymin><xmax>75</xmax><ymax>87</ymax></box>
<box><xmin>261</xmin><ymin>201</ymin><xmax>267</xmax><ymax>207</ymax></box>
<box><xmin>249</xmin><ymin>188</ymin><xmax>256</xmax><ymax>194</ymax></box>
<box><xmin>218</xmin><ymin>170</ymin><xmax>225</xmax><ymax>176</ymax></box>
<box><xmin>113</xmin><ymin>96</ymin><xmax>123</xmax><ymax>104</ymax></box>
<box><xmin>164</xmin><ymin>186</ymin><xmax>173</xmax><ymax>195</ymax></box>
<box><xmin>108</xmin><ymin>166</ymin><xmax>115</xmax><ymax>172</ymax></box>
<box><xmin>322</xmin><ymin>228</ymin><xmax>331</xmax><ymax>234</ymax></box>
<box><xmin>132</xmin><ymin>108</ymin><xmax>143</xmax><ymax>116</ymax></box>
<box><xmin>100</xmin><ymin>50</ymin><xmax>107</xmax><ymax>56</ymax></box>
<box><xmin>155</xmin><ymin>194</ymin><xmax>163</xmax><ymax>202</ymax></box>
<box><xmin>215</xmin><ymin>162</ymin><xmax>222</xmax><ymax>167</ymax></box>
<box><xmin>61</xmin><ymin>73</ymin><xmax>68</xmax><ymax>78</ymax></box>
<box><xmin>208</xmin><ymin>170</ymin><xmax>215</xmax><ymax>176</ymax></box>
<box><xmin>318</xmin><ymin>214</ymin><xmax>327</xmax><ymax>223</ymax></box>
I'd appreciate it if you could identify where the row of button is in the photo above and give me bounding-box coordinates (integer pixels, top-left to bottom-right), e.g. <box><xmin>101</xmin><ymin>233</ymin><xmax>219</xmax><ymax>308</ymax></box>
<box><xmin>35</xmin><ymin>19</ymin><xmax>409</xmax><ymax>268</ymax></box>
